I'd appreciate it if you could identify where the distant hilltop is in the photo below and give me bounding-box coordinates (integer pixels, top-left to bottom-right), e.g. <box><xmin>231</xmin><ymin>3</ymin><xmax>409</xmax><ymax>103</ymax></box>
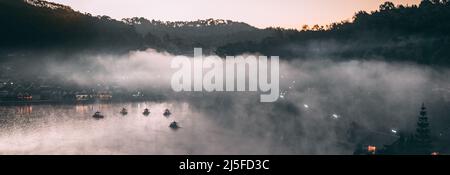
<box><xmin>24</xmin><ymin>0</ymin><xmax>72</xmax><ymax>10</ymax></box>
<box><xmin>0</xmin><ymin>0</ymin><xmax>270</xmax><ymax>56</ymax></box>
<box><xmin>122</xmin><ymin>18</ymin><xmax>251</xmax><ymax>28</ymax></box>
<box><xmin>2</xmin><ymin>0</ymin><xmax>450</xmax><ymax>66</ymax></box>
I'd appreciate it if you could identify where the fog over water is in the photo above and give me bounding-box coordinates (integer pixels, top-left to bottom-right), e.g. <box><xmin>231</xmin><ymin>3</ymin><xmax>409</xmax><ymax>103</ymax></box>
<box><xmin>1</xmin><ymin>49</ymin><xmax>450</xmax><ymax>154</ymax></box>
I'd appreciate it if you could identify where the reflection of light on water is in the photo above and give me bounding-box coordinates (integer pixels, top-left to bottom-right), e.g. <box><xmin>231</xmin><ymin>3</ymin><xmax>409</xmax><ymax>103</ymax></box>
<box><xmin>0</xmin><ymin>102</ymin><xmax>215</xmax><ymax>154</ymax></box>
<box><xmin>0</xmin><ymin>101</ymin><xmax>298</xmax><ymax>154</ymax></box>
<box><xmin>98</xmin><ymin>104</ymin><xmax>112</xmax><ymax>111</ymax></box>
<box><xmin>16</xmin><ymin>105</ymin><xmax>32</xmax><ymax>115</ymax></box>
<box><xmin>75</xmin><ymin>105</ymin><xmax>90</xmax><ymax>113</ymax></box>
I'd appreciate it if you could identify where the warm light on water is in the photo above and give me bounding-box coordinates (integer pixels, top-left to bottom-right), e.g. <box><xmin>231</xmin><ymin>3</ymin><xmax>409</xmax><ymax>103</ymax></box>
<box><xmin>0</xmin><ymin>102</ymin><xmax>293</xmax><ymax>155</ymax></box>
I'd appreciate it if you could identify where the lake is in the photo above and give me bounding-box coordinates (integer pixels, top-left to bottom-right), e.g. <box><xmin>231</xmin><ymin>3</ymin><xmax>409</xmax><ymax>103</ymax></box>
<box><xmin>0</xmin><ymin>101</ymin><xmax>295</xmax><ymax>154</ymax></box>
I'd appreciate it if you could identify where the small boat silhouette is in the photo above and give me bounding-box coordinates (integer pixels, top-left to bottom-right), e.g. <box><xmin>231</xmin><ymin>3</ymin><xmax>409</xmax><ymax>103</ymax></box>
<box><xmin>163</xmin><ymin>109</ymin><xmax>171</xmax><ymax>116</ymax></box>
<box><xmin>120</xmin><ymin>108</ymin><xmax>128</xmax><ymax>115</ymax></box>
<box><xmin>169</xmin><ymin>121</ymin><xmax>180</xmax><ymax>129</ymax></box>
<box><xmin>92</xmin><ymin>111</ymin><xmax>104</xmax><ymax>119</ymax></box>
<box><xmin>143</xmin><ymin>108</ymin><xmax>150</xmax><ymax>116</ymax></box>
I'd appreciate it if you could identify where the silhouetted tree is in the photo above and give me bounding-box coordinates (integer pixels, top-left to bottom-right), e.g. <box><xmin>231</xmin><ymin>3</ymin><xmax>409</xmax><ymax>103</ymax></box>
<box><xmin>217</xmin><ymin>1</ymin><xmax>450</xmax><ymax>65</ymax></box>
<box><xmin>301</xmin><ymin>25</ymin><xmax>310</xmax><ymax>31</ymax></box>
<box><xmin>414</xmin><ymin>103</ymin><xmax>433</xmax><ymax>154</ymax></box>
<box><xmin>371</xmin><ymin>103</ymin><xmax>435</xmax><ymax>155</ymax></box>
<box><xmin>311</xmin><ymin>24</ymin><xmax>321</xmax><ymax>31</ymax></box>
<box><xmin>379</xmin><ymin>1</ymin><xmax>395</xmax><ymax>11</ymax></box>
<box><xmin>420</xmin><ymin>0</ymin><xmax>434</xmax><ymax>7</ymax></box>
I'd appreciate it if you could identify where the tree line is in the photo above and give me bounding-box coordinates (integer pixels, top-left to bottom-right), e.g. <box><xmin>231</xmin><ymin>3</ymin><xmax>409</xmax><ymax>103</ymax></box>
<box><xmin>217</xmin><ymin>0</ymin><xmax>450</xmax><ymax>66</ymax></box>
<box><xmin>2</xmin><ymin>0</ymin><xmax>450</xmax><ymax>66</ymax></box>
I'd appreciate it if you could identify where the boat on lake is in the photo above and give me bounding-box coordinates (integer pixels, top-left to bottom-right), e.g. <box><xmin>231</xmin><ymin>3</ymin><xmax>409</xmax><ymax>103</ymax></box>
<box><xmin>120</xmin><ymin>108</ymin><xmax>128</xmax><ymax>115</ymax></box>
<box><xmin>92</xmin><ymin>111</ymin><xmax>104</xmax><ymax>119</ymax></box>
<box><xmin>163</xmin><ymin>109</ymin><xmax>171</xmax><ymax>116</ymax></box>
<box><xmin>143</xmin><ymin>108</ymin><xmax>150</xmax><ymax>116</ymax></box>
<box><xmin>169</xmin><ymin>121</ymin><xmax>180</xmax><ymax>129</ymax></box>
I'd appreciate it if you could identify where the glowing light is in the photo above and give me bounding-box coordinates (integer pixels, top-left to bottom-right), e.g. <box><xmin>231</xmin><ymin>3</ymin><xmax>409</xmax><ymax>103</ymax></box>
<box><xmin>391</xmin><ymin>129</ymin><xmax>397</xmax><ymax>134</ymax></box>
<box><xmin>280</xmin><ymin>91</ymin><xmax>287</xmax><ymax>99</ymax></box>
<box><xmin>431</xmin><ymin>152</ymin><xmax>439</xmax><ymax>156</ymax></box>
<box><xmin>303</xmin><ymin>104</ymin><xmax>309</xmax><ymax>108</ymax></box>
<box><xmin>367</xmin><ymin>145</ymin><xmax>376</xmax><ymax>153</ymax></box>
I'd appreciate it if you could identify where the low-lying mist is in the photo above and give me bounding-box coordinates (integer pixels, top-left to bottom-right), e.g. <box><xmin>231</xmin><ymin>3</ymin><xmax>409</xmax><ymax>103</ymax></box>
<box><xmin>1</xmin><ymin>49</ymin><xmax>450</xmax><ymax>154</ymax></box>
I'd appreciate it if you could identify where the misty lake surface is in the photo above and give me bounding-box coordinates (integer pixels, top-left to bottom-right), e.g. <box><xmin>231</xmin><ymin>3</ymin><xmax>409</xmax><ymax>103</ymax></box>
<box><xmin>2</xmin><ymin>51</ymin><xmax>450</xmax><ymax>154</ymax></box>
<box><xmin>0</xmin><ymin>102</ymin><xmax>293</xmax><ymax>155</ymax></box>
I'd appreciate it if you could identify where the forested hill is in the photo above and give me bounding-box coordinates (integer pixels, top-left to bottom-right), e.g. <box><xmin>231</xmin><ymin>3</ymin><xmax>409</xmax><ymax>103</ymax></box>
<box><xmin>217</xmin><ymin>0</ymin><xmax>450</xmax><ymax>66</ymax></box>
<box><xmin>0</xmin><ymin>0</ymin><xmax>142</xmax><ymax>54</ymax></box>
<box><xmin>2</xmin><ymin>0</ymin><xmax>450</xmax><ymax>66</ymax></box>
<box><xmin>122</xmin><ymin>17</ymin><xmax>272</xmax><ymax>54</ymax></box>
<box><xmin>0</xmin><ymin>0</ymin><xmax>271</xmax><ymax>56</ymax></box>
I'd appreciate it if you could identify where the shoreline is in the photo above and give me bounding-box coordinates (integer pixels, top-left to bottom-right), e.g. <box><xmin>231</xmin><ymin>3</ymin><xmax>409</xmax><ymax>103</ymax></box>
<box><xmin>0</xmin><ymin>98</ymin><xmax>166</xmax><ymax>106</ymax></box>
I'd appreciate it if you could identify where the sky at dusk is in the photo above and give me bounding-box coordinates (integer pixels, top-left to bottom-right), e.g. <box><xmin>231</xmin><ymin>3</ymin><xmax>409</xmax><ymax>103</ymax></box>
<box><xmin>48</xmin><ymin>0</ymin><xmax>421</xmax><ymax>29</ymax></box>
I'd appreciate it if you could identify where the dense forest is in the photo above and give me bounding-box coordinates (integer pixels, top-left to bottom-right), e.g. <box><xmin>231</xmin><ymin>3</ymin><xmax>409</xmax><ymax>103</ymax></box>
<box><xmin>217</xmin><ymin>0</ymin><xmax>450</xmax><ymax>65</ymax></box>
<box><xmin>0</xmin><ymin>0</ymin><xmax>142</xmax><ymax>54</ymax></box>
<box><xmin>122</xmin><ymin>17</ymin><xmax>272</xmax><ymax>54</ymax></box>
<box><xmin>1</xmin><ymin>0</ymin><xmax>450</xmax><ymax>65</ymax></box>
<box><xmin>0</xmin><ymin>0</ymin><xmax>271</xmax><ymax>55</ymax></box>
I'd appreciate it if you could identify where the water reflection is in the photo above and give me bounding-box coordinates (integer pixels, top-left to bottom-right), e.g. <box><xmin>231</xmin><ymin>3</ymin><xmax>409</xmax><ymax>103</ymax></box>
<box><xmin>75</xmin><ymin>104</ymin><xmax>91</xmax><ymax>113</ymax></box>
<box><xmin>0</xmin><ymin>102</ymin><xmax>266</xmax><ymax>155</ymax></box>
<box><xmin>16</xmin><ymin>105</ymin><xmax>33</xmax><ymax>115</ymax></box>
